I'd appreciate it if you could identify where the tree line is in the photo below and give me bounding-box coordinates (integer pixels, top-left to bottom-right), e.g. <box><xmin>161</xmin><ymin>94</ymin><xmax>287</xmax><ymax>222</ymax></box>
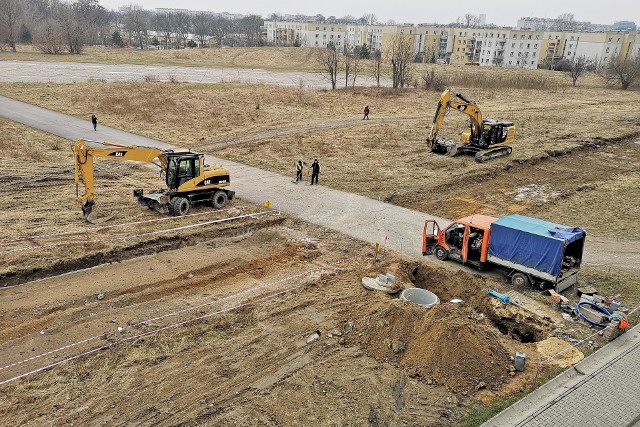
<box><xmin>0</xmin><ymin>0</ymin><xmax>264</xmax><ymax>53</ymax></box>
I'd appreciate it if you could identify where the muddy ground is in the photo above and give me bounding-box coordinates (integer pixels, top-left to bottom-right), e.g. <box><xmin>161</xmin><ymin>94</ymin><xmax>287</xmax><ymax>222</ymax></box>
<box><xmin>1</xmin><ymin>222</ymin><xmax>584</xmax><ymax>426</ymax></box>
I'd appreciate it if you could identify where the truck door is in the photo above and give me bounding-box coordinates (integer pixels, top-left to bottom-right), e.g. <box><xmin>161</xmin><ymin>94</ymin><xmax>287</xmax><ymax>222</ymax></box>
<box><xmin>461</xmin><ymin>226</ymin><xmax>470</xmax><ymax>264</ymax></box>
<box><xmin>422</xmin><ymin>220</ymin><xmax>440</xmax><ymax>255</ymax></box>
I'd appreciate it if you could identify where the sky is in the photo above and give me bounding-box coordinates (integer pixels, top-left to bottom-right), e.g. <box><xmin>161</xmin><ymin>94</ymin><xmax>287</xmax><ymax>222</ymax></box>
<box><xmin>99</xmin><ymin>0</ymin><xmax>639</xmax><ymax>27</ymax></box>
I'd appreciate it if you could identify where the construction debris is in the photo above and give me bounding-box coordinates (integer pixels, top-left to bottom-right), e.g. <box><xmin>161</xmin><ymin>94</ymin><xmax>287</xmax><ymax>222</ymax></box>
<box><xmin>361</xmin><ymin>272</ymin><xmax>402</xmax><ymax>294</ymax></box>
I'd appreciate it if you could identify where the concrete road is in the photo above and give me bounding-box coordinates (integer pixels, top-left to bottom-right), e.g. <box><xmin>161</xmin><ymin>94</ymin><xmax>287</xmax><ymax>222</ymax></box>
<box><xmin>0</xmin><ymin>94</ymin><xmax>444</xmax><ymax>257</ymax></box>
<box><xmin>0</xmin><ymin>60</ymin><xmax>393</xmax><ymax>88</ymax></box>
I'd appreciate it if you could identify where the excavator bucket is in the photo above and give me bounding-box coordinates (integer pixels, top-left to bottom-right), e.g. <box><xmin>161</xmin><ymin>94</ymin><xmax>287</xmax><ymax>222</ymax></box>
<box><xmin>82</xmin><ymin>201</ymin><xmax>115</xmax><ymax>225</ymax></box>
<box><xmin>431</xmin><ymin>138</ymin><xmax>459</xmax><ymax>156</ymax></box>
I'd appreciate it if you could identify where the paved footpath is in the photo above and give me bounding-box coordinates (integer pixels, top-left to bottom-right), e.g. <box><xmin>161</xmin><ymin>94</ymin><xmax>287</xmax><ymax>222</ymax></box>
<box><xmin>483</xmin><ymin>324</ymin><xmax>640</xmax><ymax>427</ymax></box>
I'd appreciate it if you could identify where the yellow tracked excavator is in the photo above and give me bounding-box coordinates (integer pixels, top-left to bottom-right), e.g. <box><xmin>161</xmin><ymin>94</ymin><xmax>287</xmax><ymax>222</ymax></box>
<box><xmin>426</xmin><ymin>88</ymin><xmax>516</xmax><ymax>162</ymax></box>
<box><xmin>73</xmin><ymin>139</ymin><xmax>234</xmax><ymax>224</ymax></box>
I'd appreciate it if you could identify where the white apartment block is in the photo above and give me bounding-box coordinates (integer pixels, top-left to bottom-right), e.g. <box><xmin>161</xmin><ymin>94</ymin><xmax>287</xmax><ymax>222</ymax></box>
<box><xmin>263</xmin><ymin>20</ymin><xmax>639</xmax><ymax>69</ymax></box>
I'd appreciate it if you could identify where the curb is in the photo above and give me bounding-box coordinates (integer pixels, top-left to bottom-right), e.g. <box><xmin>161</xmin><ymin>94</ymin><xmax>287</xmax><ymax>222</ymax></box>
<box><xmin>482</xmin><ymin>323</ymin><xmax>640</xmax><ymax>426</ymax></box>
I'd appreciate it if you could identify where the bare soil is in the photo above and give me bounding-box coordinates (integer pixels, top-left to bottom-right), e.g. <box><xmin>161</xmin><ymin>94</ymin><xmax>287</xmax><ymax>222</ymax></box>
<box><xmin>1</xmin><ymin>56</ymin><xmax>639</xmax><ymax>426</ymax></box>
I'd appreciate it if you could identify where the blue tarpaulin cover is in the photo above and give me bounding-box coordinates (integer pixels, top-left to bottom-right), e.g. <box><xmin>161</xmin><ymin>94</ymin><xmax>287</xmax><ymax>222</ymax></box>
<box><xmin>488</xmin><ymin>214</ymin><xmax>586</xmax><ymax>277</ymax></box>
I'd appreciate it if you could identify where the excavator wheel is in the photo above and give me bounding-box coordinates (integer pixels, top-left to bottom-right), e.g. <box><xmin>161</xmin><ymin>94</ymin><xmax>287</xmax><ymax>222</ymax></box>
<box><xmin>169</xmin><ymin>197</ymin><xmax>189</xmax><ymax>216</ymax></box>
<box><xmin>211</xmin><ymin>191</ymin><xmax>228</xmax><ymax>209</ymax></box>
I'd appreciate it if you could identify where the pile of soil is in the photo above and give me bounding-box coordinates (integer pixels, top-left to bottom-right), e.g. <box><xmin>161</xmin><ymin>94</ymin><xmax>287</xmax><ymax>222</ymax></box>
<box><xmin>352</xmin><ymin>301</ymin><xmax>511</xmax><ymax>393</ymax></box>
<box><xmin>537</xmin><ymin>337</ymin><xmax>584</xmax><ymax>367</ymax></box>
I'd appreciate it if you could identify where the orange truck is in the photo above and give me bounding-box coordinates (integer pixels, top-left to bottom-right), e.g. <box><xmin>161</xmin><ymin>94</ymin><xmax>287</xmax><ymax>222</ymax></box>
<box><xmin>422</xmin><ymin>214</ymin><xmax>586</xmax><ymax>292</ymax></box>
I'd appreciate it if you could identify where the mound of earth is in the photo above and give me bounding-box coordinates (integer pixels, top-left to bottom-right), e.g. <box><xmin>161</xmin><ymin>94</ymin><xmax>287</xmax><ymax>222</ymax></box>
<box><xmin>352</xmin><ymin>301</ymin><xmax>510</xmax><ymax>393</ymax></box>
<box><xmin>537</xmin><ymin>337</ymin><xmax>584</xmax><ymax>367</ymax></box>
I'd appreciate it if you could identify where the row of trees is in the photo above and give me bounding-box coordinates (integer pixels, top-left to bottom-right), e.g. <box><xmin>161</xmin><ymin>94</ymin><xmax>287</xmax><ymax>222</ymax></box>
<box><xmin>318</xmin><ymin>35</ymin><xmax>413</xmax><ymax>89</ymax></box>
<box><xmin>318</xmin><ymin>36</ymin><xmax>640</xmax><ymax>90</ymax></box>
<box><xmin>0</xmin><ymin>0</ymin><xmax>264</xmax><ymax>54</ymax></box>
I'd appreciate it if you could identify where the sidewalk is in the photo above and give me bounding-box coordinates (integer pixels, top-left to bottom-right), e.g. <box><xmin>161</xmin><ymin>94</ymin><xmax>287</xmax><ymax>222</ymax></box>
<box><xmin>483</xmin><ymin>324</ymin><xmax>640</xmax><ymax>427</ymax></box>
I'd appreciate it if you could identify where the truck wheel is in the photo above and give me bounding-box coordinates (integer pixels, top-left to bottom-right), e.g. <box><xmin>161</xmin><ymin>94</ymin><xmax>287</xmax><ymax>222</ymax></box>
<box><xmin>211</xmin><ymin>191</ymin><xmax>228</xmax><ymax>209</ymax></box>
<box><xmin>511</xmin><ymin>272</ymin><xmax>530</xmax><ymax>287</ymax></box>
<box><xmin>434</xmin><ymin>246</ymin><xmax>448</xmax><ymax>261</ymax></box>
<box><xmin>170</xmin><ymin>197</ymin><xmax>189</xmax><ymax>216</ymax></box>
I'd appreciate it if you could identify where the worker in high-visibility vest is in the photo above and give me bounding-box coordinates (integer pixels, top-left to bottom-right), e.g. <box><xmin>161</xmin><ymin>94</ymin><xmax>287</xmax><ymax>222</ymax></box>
<box><xmin>294</xmin><ymin>160</ymin><xmax>305</xmax><ymax>183</ymax></box>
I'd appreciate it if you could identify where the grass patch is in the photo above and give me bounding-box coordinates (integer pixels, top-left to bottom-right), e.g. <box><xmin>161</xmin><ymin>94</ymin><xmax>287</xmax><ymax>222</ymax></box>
<box><xmin>460</xmin><ymin>366</ymin><xmax>565</xmax><ymax>427</ymax></box>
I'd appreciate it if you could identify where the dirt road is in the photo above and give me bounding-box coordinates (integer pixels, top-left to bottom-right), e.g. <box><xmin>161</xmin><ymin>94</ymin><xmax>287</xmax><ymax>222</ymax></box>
<box><xmin>0</xmin><ymin>60</ymin><xmax>393</xmax><ymax>88</ymax></box>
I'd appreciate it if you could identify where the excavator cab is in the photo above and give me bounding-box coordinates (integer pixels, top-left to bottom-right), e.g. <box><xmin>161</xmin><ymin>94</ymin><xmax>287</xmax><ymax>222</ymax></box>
<box><xmin>166</xmin><ymin>153</ymin><xmax>201</xmax><ymax>189</ymax></box>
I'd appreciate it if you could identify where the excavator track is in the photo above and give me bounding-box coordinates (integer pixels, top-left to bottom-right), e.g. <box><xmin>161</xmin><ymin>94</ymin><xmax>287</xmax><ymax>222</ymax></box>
<box><xmin>474</xmin><ymin>146</ymin><xmax>512</xmax><ymax>163</ymax></box>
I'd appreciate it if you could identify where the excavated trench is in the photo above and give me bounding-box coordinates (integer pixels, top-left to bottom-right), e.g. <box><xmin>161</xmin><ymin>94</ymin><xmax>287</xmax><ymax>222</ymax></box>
<box><xmin>404</xmin><ymin>261</ymin><xmax>550</xmax><ymax>344</ymax></box>
<box><xmin>0</xmin><ymin>216</ymin><xmax>285</xmax><ymax>288</ymax></box>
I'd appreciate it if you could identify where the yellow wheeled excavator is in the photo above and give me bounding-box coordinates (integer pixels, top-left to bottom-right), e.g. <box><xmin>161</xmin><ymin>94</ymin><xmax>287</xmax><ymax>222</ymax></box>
<box><xmin>73</xmin><ymin>139</ymin><xmax>234</xmax><ymax>224</ymax></box>
<box><xmin>426</xmin><ymin>88</ymin><xmax>516</xmax><ymax>162</ymax></box>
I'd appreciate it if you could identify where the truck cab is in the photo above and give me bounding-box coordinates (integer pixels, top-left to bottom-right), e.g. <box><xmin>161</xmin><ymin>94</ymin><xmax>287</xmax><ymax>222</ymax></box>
<box><xmin>422</xmin><ymin>215</ymin><xmax>497</xmax><ymax>269</ymax></box>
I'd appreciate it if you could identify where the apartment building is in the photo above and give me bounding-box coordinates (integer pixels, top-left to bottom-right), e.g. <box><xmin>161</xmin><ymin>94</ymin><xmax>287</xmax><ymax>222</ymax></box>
<box><xmin>263</xmin><ymin>19</ymin><xmax>639</xmax><ymax>69</ymax></box>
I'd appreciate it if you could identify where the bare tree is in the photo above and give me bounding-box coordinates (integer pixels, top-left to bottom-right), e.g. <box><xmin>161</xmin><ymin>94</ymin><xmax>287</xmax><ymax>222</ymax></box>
<box><xmin>34</xmin><ymin>17</ymin><xmax>65</xmax><ymax>53</ymax></box>
<box><xmin>387</xmin><ymin>34</ymin><xmax>413</xmax><ymax>88</ymax></box>
<box><xmin>152</xmin><ymin>11</ymin><xmax>174</xmax><ymax>48</ymax></box>
<box><xmin>72</xmin><ymin>0</ymin><xmax>108</xmax><ymax>46</ymax></box>
<box><xmin>121</xmin><ymin>4</ymin><xmax>149</xmax><ymax>49</ymax></box>
<box><xmin>566</xmin><ymin>55</ymin><xmax>590</xmax><ymax>86</ymax></box>
<box><xmin>361</xmin><ymin>13</ymin><xmax>376</xmax><ymax>25</ymax></box>
<box><xmin>210</xmin><ymin>16</ymin><xmax>230</xmax><ymax>46</ymax></box>
<box><xmin>556</xmin><ymin>13</ymin><xmax>576</xmax><ymax>31</ymax></box>
<box><xmin>172</xmin><ymin>10</ymin><xmax>190</xmax><ymax>48</ymax></box>
<box><xmin>344</xmin><ymin>50</ymin><xmax>360</xmax><ymax>88</ymax></box>
<box><xmin>317</xmin><ymin>41</ymin><xmax>339</xmax><ymax>89</ymax></box>
<box><xmin>459</xmin><ymin>13</ymin><xmax>479</xmax><ymax>27</ymax></box>
<box><xmin>606</xmin><ymin>54</ymin><xmax>640</xmax><ymax>90</ymax></box>
<box><xmin>0</xmin><ymin>0</ymin><xmax>23</xmax><ymax>51</ymax></box>
<box><xmin>373</xmin><ymin>49</ymin><xmax>382</xmax><ymax>87</ymax></box>
<box><xmin>192</xmin><ymin>12</ymin><xmax>211</xmax><ymax>47</ymax></box>
<box><xmin>238</xmin><ymin>15</ymin><xmax>263</xmax><ymax>47</ymax></box>
<box><xmin>55</xmin><ymin>2</ymin><xmax>85</xmax><ymax>54</ymax></box>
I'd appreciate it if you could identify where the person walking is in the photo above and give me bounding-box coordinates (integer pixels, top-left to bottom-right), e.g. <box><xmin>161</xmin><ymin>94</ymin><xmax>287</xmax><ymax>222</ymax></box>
<box><xmin>363</xmin><ymin>105</ymin><xmax>369</xmax><ymax>120</ymax></box>
<box><xmin>294</xmin><ymin>160</ymin><xmax>305</xmax><ymax>183</ymax></box>
<box><xmin>310</xmin><ymin>159</ymin><xmax>321</xmax><ymax>185</ymax></box>
<box><xmin>91</xmin><ymin>114</ymin><xmax>98</xmax><ymax>131</ymax></box>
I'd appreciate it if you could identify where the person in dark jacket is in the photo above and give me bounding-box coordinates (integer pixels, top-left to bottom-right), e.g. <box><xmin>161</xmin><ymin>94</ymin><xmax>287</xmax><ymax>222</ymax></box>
<box><xmin>310</xmin><ymin>159</ymin><xmax>321</xmax><ymax>185</ymax></box>
<box><xmin>91</xmin><ymin>114</ymin><xmax>98</xmax><ymax>131</ymax></box>
<box><xmin>363</xmin><ymin>105</ymin><xmax>369</xmax><ymax>120</ymax></box>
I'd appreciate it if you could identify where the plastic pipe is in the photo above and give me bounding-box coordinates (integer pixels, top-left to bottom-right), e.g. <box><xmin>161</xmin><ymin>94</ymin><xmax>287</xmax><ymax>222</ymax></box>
<box><xmin>488</xmin><ymin>289</ymin><xmax>510</xmax><ymax>305</ymax></box>
<box><xmin>576</xmin><ymin>301</ymin><xmax>612</xmax><ymax>328</ymax></box>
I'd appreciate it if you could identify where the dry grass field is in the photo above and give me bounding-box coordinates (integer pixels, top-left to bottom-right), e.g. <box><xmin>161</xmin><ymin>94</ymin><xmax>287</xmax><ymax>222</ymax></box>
<box><xmin>0</xmin><ymin>45</ymin><xmax>324</xmax><ymax>72</ymax></box>
<box><xmin>1</xmin><ymin>48</ymin><xmax>639</xmax><ymax>426</ymax></box>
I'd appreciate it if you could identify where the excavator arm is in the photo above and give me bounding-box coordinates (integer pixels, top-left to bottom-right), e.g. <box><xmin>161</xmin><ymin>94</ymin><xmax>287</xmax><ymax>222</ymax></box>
<box><xmin>73</xmin><ymin>139</ymin><xmax>168</xmax><ymax>223</ymax></box>
<box><xmin>426</xmin><ymin>88</ymin><xmax>483</xmax><ymax>151</ymax></box>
